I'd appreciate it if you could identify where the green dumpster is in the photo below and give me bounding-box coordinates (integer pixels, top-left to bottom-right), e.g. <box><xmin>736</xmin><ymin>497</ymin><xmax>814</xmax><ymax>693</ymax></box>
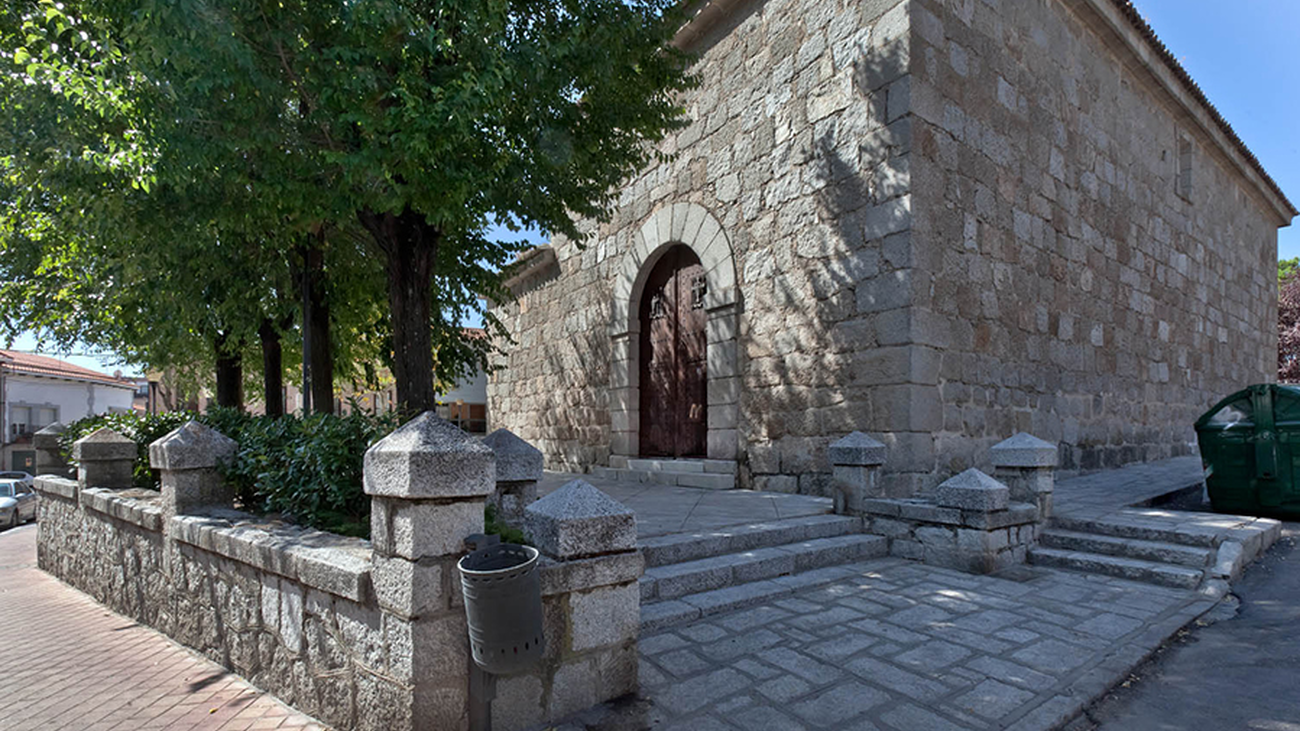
<box><xmin>1194</xmin><ymin>383</ymin><xmax>1300</xmax><ymax>517</ymax></box>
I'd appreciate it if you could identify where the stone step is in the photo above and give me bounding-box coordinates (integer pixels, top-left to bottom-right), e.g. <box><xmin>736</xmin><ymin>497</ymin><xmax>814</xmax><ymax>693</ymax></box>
<box><xmin>1028</xmin><ymin>547</ymin><xmax>1204</xmax><ymax>590</ymax></box>
<box><xmin>1040</xmin><ymin>529</ymin><xmax>1214</xmax><ymax>568</ymax></box>
<box><xmin>640</xmin><ymin>535</ymin><xmax>887</xmax><ymax>602</ymax></box>
<box><xmin>1050</xmin><ymin>515</ymin><xmax>1220</xmax><ymax>548</ymax></box>
<box><xmin>609</xmin><ymin>457</ymin><xmax>738</xmax><ymax>475</ymax></box>
<box><xmin>640</xmin><ymin>514</ymin><xmax>857</xmax><ymax>568</ymax></box>
<box><xmin>590</xmin><ymin>466</ymin><xmax>735</xmax><ymax>490</ymax></box>
<box><xmin>640</xmin><ymin>556</ymin><xmax>908</xmax><ymax>632</ymax></box>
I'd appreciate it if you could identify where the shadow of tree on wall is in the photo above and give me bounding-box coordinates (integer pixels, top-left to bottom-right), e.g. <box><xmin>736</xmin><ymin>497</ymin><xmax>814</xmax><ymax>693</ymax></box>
<box><xmin>738</xmin><ymin>37</ymin><xmax>913</xmax><ymax>496</ymax></box>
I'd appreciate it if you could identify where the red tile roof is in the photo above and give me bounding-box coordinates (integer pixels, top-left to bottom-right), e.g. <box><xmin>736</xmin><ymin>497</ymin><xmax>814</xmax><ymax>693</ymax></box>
<box><xmin>0</xmin><ymin>350</ymin><xmax>136</xmax><ymax>389</ymax></box>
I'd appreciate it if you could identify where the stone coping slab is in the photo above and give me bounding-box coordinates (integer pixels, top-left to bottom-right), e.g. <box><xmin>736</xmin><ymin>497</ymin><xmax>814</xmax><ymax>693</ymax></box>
<box><xmin>538</xmin><ymin>551</ymin><xmax>644</xmax><ymax>597</ymax></box>
<box><xmin>34</xmin><ymin>475</ymin><xmax>79</xmax><ymax>500</ymax></box>
<box><xmin>79</xmin><ymin>487</ymin><xmax>164</xmax><ymax>532</ymax></box>
<box><xmin>859</xmin><ymin>497</ymin><xmax>1038</xmax><ymax>529</ymax></box>
<box><xmin>170</xmin><ymin>513</ymin><xmax>373</xmax><ymax>602</ymax></box>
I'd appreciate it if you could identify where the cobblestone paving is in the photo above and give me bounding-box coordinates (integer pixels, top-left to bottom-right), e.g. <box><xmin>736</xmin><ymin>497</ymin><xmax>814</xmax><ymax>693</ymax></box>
<box><xmin>560</xmin><ymin>558</ymin><xmax>1215</xmax><ymax>731</ymax></box>
<box><xmin>0</xmin><ymin>524</ymin><xmax>328</xmax><ymax>731</ymax></box>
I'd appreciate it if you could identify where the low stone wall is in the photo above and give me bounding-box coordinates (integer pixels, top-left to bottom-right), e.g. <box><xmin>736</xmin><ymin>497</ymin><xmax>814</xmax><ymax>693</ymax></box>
<box><xmin>832</xmin><ymin>431</ymin><xmax>1055</xmax><ymax>574</ymax></box>
<box><xmin>856</xmin><ymin>494</ymin><xmax>1039</xmax><ymax>573</ymax></box>
<box><xmin>33</xmin><ymin>417</ymin><xmax>643</xmax><ymax>731</ymax></box>
<box><xmin>36</xmin><ymin>475</ymin><xmax>409</xmax><ymax>730</ymax></box>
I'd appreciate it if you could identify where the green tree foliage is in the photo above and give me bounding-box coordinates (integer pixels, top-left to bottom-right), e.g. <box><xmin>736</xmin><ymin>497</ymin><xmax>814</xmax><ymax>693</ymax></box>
<box><xmin>2</xmin><ymin>0</ymin><xmax>694</xmax><ymax>413</ymax></box>
<box><xmin>1281</xmin><ymin>257</ymin><xmax>1299</xmax><ymax>284</ymax></box>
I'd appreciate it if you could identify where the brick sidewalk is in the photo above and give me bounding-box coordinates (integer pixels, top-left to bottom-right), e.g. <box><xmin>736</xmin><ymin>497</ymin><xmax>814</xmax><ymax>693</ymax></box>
<box><xmin>0</xmin><ymin>524</ymin><xmax>327</xmax><ymax>731</ymax></box>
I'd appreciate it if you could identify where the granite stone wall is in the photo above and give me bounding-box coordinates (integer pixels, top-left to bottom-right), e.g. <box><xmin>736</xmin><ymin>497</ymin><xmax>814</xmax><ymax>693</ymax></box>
<box><xmin>35</xmin><ymin>476</ymin><xmax>407</xmax><ymax>731</ymax></box>
<box><xmin>34</xmin><ymin>419</ymin><xmax>642</xmax><ymax>731</ymax></box>
<box><xmin>487</xmin><ymin>0</ymin><xmax>1290</xmax><ymax>494</ymax></box>
<box><xmin>906</xmin><ymin>0</ymin><xmax>1288</xmax><ymax>482</ymax></box>
<box><xmin>489</xmin><ymin>0</ymin><xmax>916</xmax><ymax>491</ymax></box>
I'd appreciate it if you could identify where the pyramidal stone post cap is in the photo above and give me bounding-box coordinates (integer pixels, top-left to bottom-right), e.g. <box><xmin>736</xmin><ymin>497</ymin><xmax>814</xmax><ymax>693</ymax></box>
<box><xmin>482</xmin><ymin>428</ymin><xmax>543</xmax><ymax>482</ymax></box>
<box><xmin>364</xmin><ymin>411</ymin><xmax>495</xmax><ymax>499</ymax></box>
<box><xmin>149</xmin><ymin>420</ymin><xmax>237</xmax><ymax>471</ymax></box>
<box><xmin>990</xmin><ymin>432</ymin><xmax>1059</xmax><ymax>468</ymax></box>
<box><xmin>524</xmin><ymin>479</ymin><xmax>636</xmax><ymax>560</ymax></box>
<box><xmin>32</xmin><ymin>421</ymin><xmax>65</xmax><ymax>450</ymax></box>
<box><xmin>934</xmin><ymin>468</ymin><xmax>1010</xmax><ymax>512</ymax></box>
<box><xmin>71</xmin><ymin>427</ymin><xmax>137</xmax><ymax>462</ymax></box>
<box><xmin>828</xmin><ymin>431</ymin><xmax>887</xmax><ymax>467</ymax></box>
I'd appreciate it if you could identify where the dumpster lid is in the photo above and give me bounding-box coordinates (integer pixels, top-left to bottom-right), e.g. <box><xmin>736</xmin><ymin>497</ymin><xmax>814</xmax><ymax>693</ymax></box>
<box><xmin>1196</xmin><ymin>384</ymin><xmax>1300</xmax><ymax>429</ymax></box>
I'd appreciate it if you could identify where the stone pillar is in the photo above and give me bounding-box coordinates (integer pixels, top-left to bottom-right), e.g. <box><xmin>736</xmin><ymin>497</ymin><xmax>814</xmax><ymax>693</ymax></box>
<box><xmin>512</xmin><ymin>479</ymin><xmax>640</xmax><ymax>726</ymax></box>
<box><xmin>33</xmin><ymin>422</ymin><xmax>72</xmax><ymax>478</ymax></box>
<box><xmin>364</xmin><ymin>411</ymin><xmax>495</xmax><ymax>731</ymax></box>
<box><xmin>829</xmin><ymin>431</ymin><xmax>887</xmax><ymax>516</ymax></box>
<box><xmin>933</xmin><ymin>468</ymin><xmax>1015</xmax><ymax>574</ymax></box>
<box><xmin>72</xmin><ymin>427</ymin><xmax>136</xmax><ymax>489</ymax></box>
<box><xmin>482</xmin><ymin>428</ymin><xmax>542</xmax><ymax>527</ymax></box>
<box><xmin>990</xmin><ymin>433</ymin><xmax>1058</xmax><ymax>520</ymax></box>
<box><xmin>149</xmin><ymin>420</ymin><xmax>238</xmax><ymax>521</ymax></box>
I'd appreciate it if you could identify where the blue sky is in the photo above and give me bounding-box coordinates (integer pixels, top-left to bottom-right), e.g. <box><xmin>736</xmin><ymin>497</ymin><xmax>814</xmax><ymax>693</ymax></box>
<box><xmin>1131</xmin><ymin>0</ymin><xmax>1299</xmax><ymax>258</ymax></box>
<box><xmin>13</xmin><ymin>2</ymin><xmax>1298</xmax><ymax>374</ymax></box>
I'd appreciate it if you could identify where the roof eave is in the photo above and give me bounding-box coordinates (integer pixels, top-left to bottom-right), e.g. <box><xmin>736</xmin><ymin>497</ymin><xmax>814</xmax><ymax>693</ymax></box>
<box><xmin>1085</xmin><ymin>0</ymin><xmax>1296</xmax><ymax>225</ymax></box>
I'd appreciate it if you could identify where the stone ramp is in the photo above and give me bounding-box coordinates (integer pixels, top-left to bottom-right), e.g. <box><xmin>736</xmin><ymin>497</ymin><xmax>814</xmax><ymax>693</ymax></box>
<box><xmin>1040</xmin><ymin>457</ymin><xmax>1282</xmax><ymax>594</ymax></box>
<box><xmin>1052</xmin><ymin>456</ymin><xmax>1205</xmax><ymax>518</ymax></box>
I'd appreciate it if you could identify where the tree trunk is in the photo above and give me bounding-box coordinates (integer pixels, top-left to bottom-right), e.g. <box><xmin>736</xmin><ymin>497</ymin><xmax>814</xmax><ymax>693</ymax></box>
<box><xmin>359</xmin><ymin>208</ymin><xmax>439</xmax><ymax>416</ymax></box>
<box><xmin>214</xmin><ymin>333</ymin><xmax>244</xmax><ymax>411</ymax></box>
<box><xmin>259</xmin><ymin>319</ymin><xmax>284</xmax><ymax>418</ymax></box>
<box><xmin>300</xmin><ymin>240</ymin><xmax>335</xmax><ymax>415</ymax></box>
<box><xmin>308</xmin><ymin>248</ymin><xmax>334</xmax><ymax>415</ymax></box>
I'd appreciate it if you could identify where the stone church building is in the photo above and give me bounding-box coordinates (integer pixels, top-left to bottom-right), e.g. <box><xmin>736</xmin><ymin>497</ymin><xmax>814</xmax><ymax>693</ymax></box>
<box><xmin>488</xmin><ymin>0</ymin><xmax>1296</xmax><ymax>496</ymax></box>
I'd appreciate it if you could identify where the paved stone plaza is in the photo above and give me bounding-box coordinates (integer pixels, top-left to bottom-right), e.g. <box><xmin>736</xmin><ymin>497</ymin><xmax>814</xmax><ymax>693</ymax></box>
<box><xmin>562</xmin><ymin>557</ymin><xmax>1213</xmax><ymax>731</ymax></box>
<box><xmin>0</xmin><ymin>524</ymin><xmax>325</xmax><ymax>731</ymax></box>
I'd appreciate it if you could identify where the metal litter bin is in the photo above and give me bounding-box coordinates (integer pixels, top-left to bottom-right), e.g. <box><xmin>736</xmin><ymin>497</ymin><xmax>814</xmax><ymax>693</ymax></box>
<box><xmin>458</xmin><ymin>543</ymin><xmax>545</xmax><ymax>675</ymax></box>
<box><xmin>1195</xmin><ymin>383</ymin><xmax>1300</xmax><ymax>517</ymax></box>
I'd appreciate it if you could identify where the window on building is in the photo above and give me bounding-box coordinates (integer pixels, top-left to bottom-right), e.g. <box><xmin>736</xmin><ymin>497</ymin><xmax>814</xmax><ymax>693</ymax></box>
<box><xmin>35</xmin><ymin>407</ymin><xmax>56</xmax><ymax>429</ymax></box>
<box><xmin>1176</xmin><ymin>135</ymin><xmax>1193</xmax><ymax>200</ymax></box>
<box><xmin>10</xmin><ymin>406</ymin><xmax>30</xmax><ymax>439</ymax></box>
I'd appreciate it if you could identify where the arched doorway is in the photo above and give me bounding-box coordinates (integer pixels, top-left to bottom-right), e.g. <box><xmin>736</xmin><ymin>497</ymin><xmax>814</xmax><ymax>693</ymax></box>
<box><xmin>610</xmin><ymin>202</ymin><xmax>739</xmax><ymax>463</ymax></box>
<box><xmin>639</xmin><ymin>245</ymin><xmax>708</xmax><ymax>457</ymax></box>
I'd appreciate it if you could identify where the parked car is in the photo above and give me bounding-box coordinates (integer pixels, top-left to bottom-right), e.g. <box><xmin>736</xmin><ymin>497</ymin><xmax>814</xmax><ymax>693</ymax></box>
<box><xmin>0</xmin><ymin>479</ymin><xmax>36</xmax><ymax>528</ymax></box>
<box><xmin>0</xmin><ymin>471</ymin><xmax>34</xmax><ymax>488</ymax></box>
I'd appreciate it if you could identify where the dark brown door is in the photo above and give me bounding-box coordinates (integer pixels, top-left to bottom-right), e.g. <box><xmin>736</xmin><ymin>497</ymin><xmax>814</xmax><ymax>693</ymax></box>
<box><xmin>639</xmin><ymin>246</ymin><xmax>708</xmax><ymax>458</ymax></box>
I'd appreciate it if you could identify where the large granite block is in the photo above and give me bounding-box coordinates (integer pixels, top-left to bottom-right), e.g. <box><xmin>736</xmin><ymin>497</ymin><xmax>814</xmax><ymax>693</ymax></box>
<box><xmin>483</xmin><ymin>428</ymin><xmax>544</xmax><ymax>483</ymax></box>
<box><xmin>72</xmin><ymin>427</ymin><xmax>136</xmax><ymax>462</ymax></box>
<box><xmin>829</xmin><ymin>431</ymin><xmax>888</xmax><ymax>467</ymax></box>
<box><xmin>364</xmin><ymin>412</ymin><xmax>495</xmax><ymax>499</ymax></box>
<box><xmin>933</xmin><ymin>469</ymin><xmax>1010</xmax><ymax>512</ymax></box>
<box><xmin>149</xmin><ymin>420</ymin><xmax>237</xmax><ymax>470</ymax></box>
<box><xmin>990</xmin><ymin>433</ymin><xmax>1058</xmax><ymax>469</ymax></box>
<box><xmin>525</xmin><ymin>480</ymin><xmax>635</xmax><ymax>560</ymax></box>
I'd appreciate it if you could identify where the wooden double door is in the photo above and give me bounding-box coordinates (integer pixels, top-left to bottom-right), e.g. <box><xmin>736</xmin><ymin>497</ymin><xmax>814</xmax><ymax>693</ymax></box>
<box><xmin>639</xmin><ymin>246</ymin><xmax>708</xmax><ymax>458</ymax></box>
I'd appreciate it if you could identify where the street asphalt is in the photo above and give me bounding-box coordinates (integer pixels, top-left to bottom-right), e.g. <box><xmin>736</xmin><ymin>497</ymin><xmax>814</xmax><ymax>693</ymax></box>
<box><xmin>1087</xmin><ymin>521</ymin><xmax>1300</xmax><ymax>731</ymax></box>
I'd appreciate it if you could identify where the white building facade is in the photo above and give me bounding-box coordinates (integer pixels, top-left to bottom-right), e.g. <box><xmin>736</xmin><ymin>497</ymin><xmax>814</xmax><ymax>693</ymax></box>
<box><xmin>1</xmin><ymin>351</ymin><xmax>136</xmax><ymax>472</ymax></box>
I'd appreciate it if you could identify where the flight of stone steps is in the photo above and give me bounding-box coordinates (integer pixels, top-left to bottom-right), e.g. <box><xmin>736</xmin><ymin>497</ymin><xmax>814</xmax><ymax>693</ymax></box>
<box><xmin>638</xmin><ymin>514</ymin><xmax>888</xmax><ymax>631</ymax></box>
<box><xmin>593</xmin><ymin>457</ymin><xmax>736</xmax><ymax>490</ymax></box>
<box><xmin>1028</xmin><ymin>515</ymin><xmax>1219</xmax><ymax>590</ymax></box>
